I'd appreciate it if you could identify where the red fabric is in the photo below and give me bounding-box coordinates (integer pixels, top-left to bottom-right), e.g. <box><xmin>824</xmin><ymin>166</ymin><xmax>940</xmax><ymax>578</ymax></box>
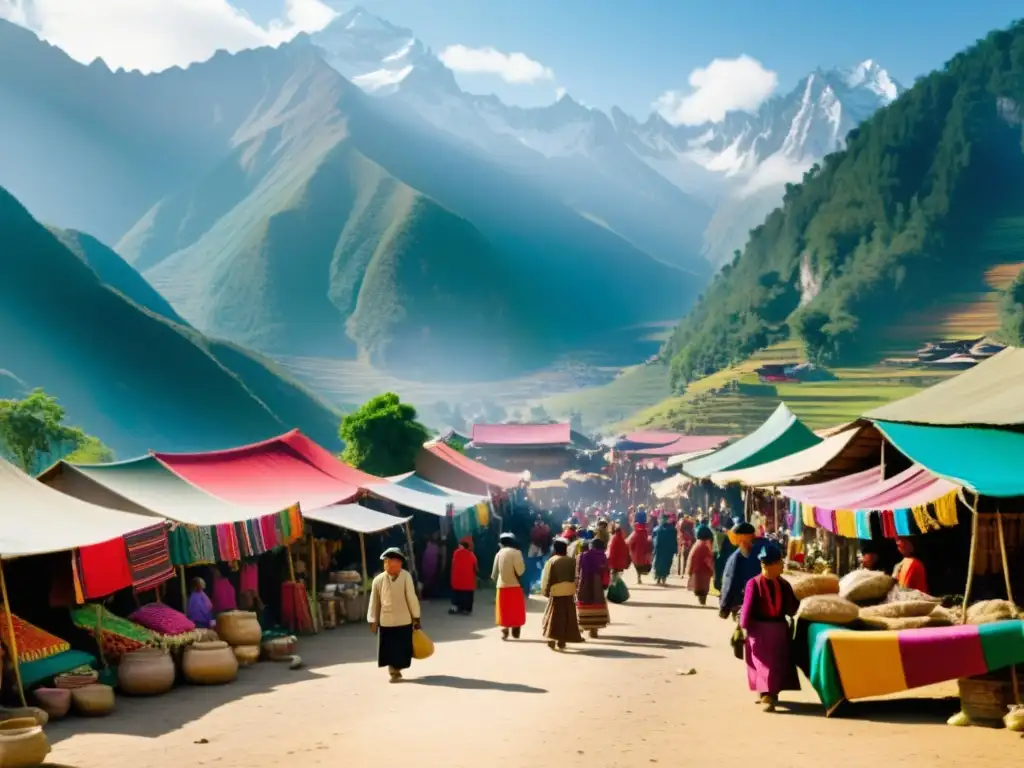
<box><xmin>415</xmin><ymin>442</ymin><xmax>522</xmax><ymax>492</ymax></box>
<box><xmin>155</xmin><ymin>429</ymin><xmax>383</xmax><ymax>509</ymax></box>
<box><xmin>495</xmin><ymin>585</ymin><xmax>526</xmax><ymax>628</ymax></box>
<box><xmin>686</xmin><ymin>540</ymin><xmax>715</xmax><ymax>594</ymax></box>
<box><xmin>450</xmin><ymin>548</ymin><xmax>478</xmax><ymax>592</ymax></box>
<box><xmin>280</xmin><ymin>581</ymin><xmax>313</xmax><ymax>633</ymax></box>
<box><xmin>626</xmin><ymin>524</ymin><xmax>653</xmax><ymax>567</ymax></box>
<box><xmin>895</xmin><ymin>557</ymin><xmax>929</xmax><ymax>594</ymax></box>
<box><xmin>881</xmin><ymin>510</ymin><xmax>898</xmax><ymax>538</ymax></box>
<box><xmin>472</xmin><ymin>422</ymin><xmax>571</xmax><ymax>446</ymax></box>
<box><xmin>76</xmin><ymin>537</ymin><xmax>132</xmax><ymax>599</ymax></box>
<box><xmin>607</xmin><ymin>531</ymin><xmax>630</xmax><ymax>571</ymax></box>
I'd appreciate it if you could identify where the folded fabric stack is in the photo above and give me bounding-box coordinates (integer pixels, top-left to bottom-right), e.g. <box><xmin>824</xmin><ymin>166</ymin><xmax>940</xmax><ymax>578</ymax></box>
<box><xmin>130</xmin><ymin>603</ymin><xmax>203</xmax><ymax>648</ymax></box>
<box><xmin>0</xmin><ymin>607</ymin><xmax>71</xmax><ymax>662</ymax></box>
<box><xmin>70</xmin><ymin>604</ymin><xmax>155</xmax><ymax>663</ymax></box>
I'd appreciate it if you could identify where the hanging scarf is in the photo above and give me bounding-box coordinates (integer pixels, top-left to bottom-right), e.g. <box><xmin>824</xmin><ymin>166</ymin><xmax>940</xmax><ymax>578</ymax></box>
<box><xmin>933</xmin><ymin>490</ymin><xmax>959</xmax><ymax>527</ymax></box>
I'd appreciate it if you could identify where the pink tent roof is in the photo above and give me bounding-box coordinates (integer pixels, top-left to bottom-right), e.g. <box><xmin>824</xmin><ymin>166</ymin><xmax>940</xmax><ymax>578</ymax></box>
<box><xmin>471</xmin><ymin>422</ymin><xmax>572</xmax><ymax>446</ymax></box>
<box><xmin>626</xmin><ymin>435</ymin><xmax>731</xmax><ymax>457</ymax></box>
<box><xmin>154</xmin><ymin>429</ymin><xmax>385</xmax><ymax>510</ymax></box>
<box><xmin>415</xmin><ymin>442</ymin><xmax>523</xmax><ymax>492</ymax></box>
<box><xmin>781</xmin><ymin>465</ymin><xmax>958</xmax><ymax>512</ymax></box>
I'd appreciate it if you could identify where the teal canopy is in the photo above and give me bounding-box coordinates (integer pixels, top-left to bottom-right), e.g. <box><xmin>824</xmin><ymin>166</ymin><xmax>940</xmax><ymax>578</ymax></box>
<box><xmin>682</xmin><ymin>403</ymin><xmax>821</xmax><ymax>479</ymax></box>
<box><xmin>875</xmin><ymin>421</ymin><xmax>1024</xmax><ymax>498</ymax></box>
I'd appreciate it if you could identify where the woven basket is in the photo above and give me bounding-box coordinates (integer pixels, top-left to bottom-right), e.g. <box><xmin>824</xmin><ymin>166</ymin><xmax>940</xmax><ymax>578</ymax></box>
<box><xmin>958</xmin><ymin>668</ymin><xmax>1022</xmax><ymax>723</ymax></box>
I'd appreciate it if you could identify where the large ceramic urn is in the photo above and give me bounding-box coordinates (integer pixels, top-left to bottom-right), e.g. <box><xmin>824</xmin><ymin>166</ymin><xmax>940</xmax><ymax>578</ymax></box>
<box><xmin>216</xmin><ymin>611</ymin><xmax>261</xmax><ymax>646</ymax></box>
<box><xmin>182</xmin><ymin>641</ymin><xmax>238</xmax><ymax>685</ymax></box>
<box><xmin>71</xmin><ymin>684</ymin><xmax>116</xmax><ymax>717</ymax></box>
<box><xmin>118</xmin><ymin>648</ymin><xmax>176</xmax><ymax>696</ymax></box>
<box><xmin>0</xmin><ymin>717</ymin><xmax>51</xmax><ymax>768</ymax></box>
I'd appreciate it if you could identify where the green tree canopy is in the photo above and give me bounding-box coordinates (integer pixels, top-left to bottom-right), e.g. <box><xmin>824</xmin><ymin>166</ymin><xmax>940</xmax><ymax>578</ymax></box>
<box><xmin>339</xmin><ymin>392</ymin><xmax>430</xmax><ymax>476</ymax></box>
<box><xmin>0</xmin><ymin>388</ymin><xmax>114</xmax><ymax>473</ymax></box>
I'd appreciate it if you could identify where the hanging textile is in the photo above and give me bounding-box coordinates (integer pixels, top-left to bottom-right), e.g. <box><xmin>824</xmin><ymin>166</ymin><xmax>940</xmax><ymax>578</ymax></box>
<box><xmin>476</xmin><ymin>502</ymin><xmax>490</xmax><ymax>528</ymax></box>
<box><xmin>187</xmin><ymin>526</ymin><xmax>217</xmax><ymax>564</ymax></box>
<box><xmin>933</xmin><ymin>490</ymin><xmax>959</xmax><ymax>527</ymax></box>
<box><xmin>893</xmin><ymin>509</ymin><xmax>914</xmax><ymax>537</ymax></box>
<box><xmin>802</xmin><ymin>503</ymin><xmax>815</xmax><ymax>530</ymax></box>
<box><xmin>123</xmin><ymin>523</ymin><xmax>174</xmax><ymax>592</ymax></box>
<box><xmin>234</xmin><ymin>521</ymin><xmax>254</xmax><ymax>558</ymax></box>
<box><xmin>880</xmin><ymin>510</ymin><xmax>897</xmax><ymax>539</ymax></box>
<box><xmin>791</xmin><ymin>499</ymin><xmax>803</xmax><ymax>537</ymax></box>
<box><xmin>260</xmin><ymin>515</ymin><xmax>278</xmax><ymax>550</ymax></box>
<box><xmin>215</xmin><ymin>523</ymin><xmax>241</xmax><ymax>561</ymax></box>
<box><xmin>834</xmin><ymin>510</ymin><xmax>858</xmax><ymax>538</ymax></box>
<box><xmin>814</xmin><ymin>507</ymin><xmax>834</xmax><ymax>532</ymax></box>
<box><xmin>854</xmin><ymin>510</ymin><xmax>873</xmax><ymax>540</ymax></box>
<box><xmin>911</xmin><ymin>504</ymin><xmax>941</xmax><ymax>534</ymax></box>
<box><xmin>75</xmin><ymin>537</ymin><xmax>132</xmax><ymax>599</ymax></box>
<box><xmin>168</xmin><ymin>525</ymin><xmax>194</xmax><ymax>567</ymax></box>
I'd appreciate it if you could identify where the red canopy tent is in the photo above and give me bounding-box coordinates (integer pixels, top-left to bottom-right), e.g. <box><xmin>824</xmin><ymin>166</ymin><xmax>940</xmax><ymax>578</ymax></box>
<box><xmin>415</xmin><ymin>442</ymin><xmax>522</xmax><ymax>495</ymax></box>
<box><xmin>154</xmin><ymin>429</ymin><xmax>385</xmax><ymax>509</ymax></box>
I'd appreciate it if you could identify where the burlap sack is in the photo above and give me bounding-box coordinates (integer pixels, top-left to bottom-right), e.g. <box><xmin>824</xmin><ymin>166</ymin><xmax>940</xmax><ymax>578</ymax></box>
<box><xmin>858</xmin><ymin>614</ymin><xmax>950</xmax><ymax>631</ymax></box>
<box><xmin>860</xmin><ymin>600</ymin><xmax>938</xmax><ymax>619</ymax></box>
<box><xmin>788</xmin><ymin>573</ymin><xmax>840</xmax><ymax>601</ymax></box>
<box><xmin>885</xmin><ymin>586</ymin><xmax>941</xmax><ymax>604</ymax></box>
<box><xmin>838</xmin><ymin>570</ymin><xmax>894</xmax><ymax>604</ymax></box>
<box><xmin>797</xmin><ymin>594</ymin><xmax>859</xmax><ymax>625</ymax></box>
<box><xmin>965</xmin><ymin>599</ymin><xmax>1019</xmax><ymax>625</ymax></box>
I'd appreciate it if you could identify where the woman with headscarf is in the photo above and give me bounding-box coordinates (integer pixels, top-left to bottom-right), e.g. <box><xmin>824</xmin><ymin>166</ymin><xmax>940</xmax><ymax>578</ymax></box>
<box><xmin>606</xmin><ymin>522</ymin><xmax>630</xmax><ymax>577</ymax></box>
<box><xmin>186</xmin><ymin>577</ymin><xmax>214</xmax><ymax>628</ymax></box>
<box><xmin>651</xmin><ymin>515</ymin><xmax>678</xmax><ymax>585</ymax></box>
<box><xmin>677</xmin><ymin>515</ymin><xmax>696</xmax><ymax>576</ymax></box>
<box><xmin>449</xmin><ymin>536</ymin><xmax>478</xmax><ymax>615</ymax></box>
<box><xmin>626</xmin><ymin>515</ymin><xmax>653</xmax><ymax>585</ymax></box>
<box><xmin>720</xmin><ymin>522</ymin><xmax>764</xmax><ymax>618</ymax></box>
<box><xmin>739</xmin><ymin>543</ymin><xmax>799</xmax><ymax>712</ymax></box>
<box><xmin>686</xmin><ymin>525</ymin><xmax>716</xmax><ymax>605</ymax></box>
<box><xmin>576</xmin><ymin>537</ymin><xmax>610</xmax><ymax>638</ymax></box>
<box><xmin>367</xmin><ymin>547</ymin><xmax>422</xmax><ymax>683</ymax></box>
<box><xmin>541</xmin><ymin>538</ymin><xmax>584</xmax><ymax>650</ymax></box>
<box><xmin>893</xmin><ymin>537</ymin><xmax>929</xmax><ymax>594</ymax></box>
<box><xmin>492</xmin><ymin>532</ymin><xmax>527</xmax><ymax>639</ymax></box>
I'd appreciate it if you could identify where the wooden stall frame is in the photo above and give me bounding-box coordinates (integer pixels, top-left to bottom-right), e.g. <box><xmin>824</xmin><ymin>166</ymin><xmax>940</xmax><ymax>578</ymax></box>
<box><xmin>960</xmin><ymin>492</ymin><xmax>981</xmax><ymax>623</ymax></box>
<box><xmin>358</xmin><ymin>533</ymin><xmax>368</xmax><ymax>590</ymax></box>
<box><xmin>995</xmin><ymin>507</ymin><xmax>1021</xmax><ymax>707</ymax></box>
<box><xmin>0</xmin><ymin>558</ymin><xmax>27</xmax><ymax>706</ymax></box>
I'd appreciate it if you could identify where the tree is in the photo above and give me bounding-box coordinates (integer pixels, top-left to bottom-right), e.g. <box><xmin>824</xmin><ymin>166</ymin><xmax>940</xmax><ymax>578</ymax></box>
<box><xmin>0</xmin><ymin>388</ymin><xmax>113</xmax><ymax>473</ymax></box>
<box><xmin>339</xmin><ymin>392</ymin><xmax>430</xmax><ymax>476</ymax></box>
<box><xmin>529</xmin><ymin>404</ymin><xmax>550</xmax><ymax>422</ymax></box>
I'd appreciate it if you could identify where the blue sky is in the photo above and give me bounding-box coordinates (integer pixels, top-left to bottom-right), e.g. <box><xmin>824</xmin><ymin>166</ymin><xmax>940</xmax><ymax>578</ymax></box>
<box><xmin>241</xmin><ymin>0</ymin><xmax>1022</xmax><ymax>116</ymax></box>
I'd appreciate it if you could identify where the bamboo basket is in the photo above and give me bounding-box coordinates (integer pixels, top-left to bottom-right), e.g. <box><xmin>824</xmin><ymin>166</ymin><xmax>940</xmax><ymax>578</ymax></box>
<box><xmin>958</xmin><ymin>666</ymin><xmax>1023</xmax><ymax>723</ymax></box>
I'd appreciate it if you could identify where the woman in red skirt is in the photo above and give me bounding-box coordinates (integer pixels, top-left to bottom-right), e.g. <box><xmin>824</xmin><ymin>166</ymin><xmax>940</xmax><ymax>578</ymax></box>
<box><xmin>491</xmin><ymin>532</ymin><xmax>527</xmax><ymax>639</ymax></box>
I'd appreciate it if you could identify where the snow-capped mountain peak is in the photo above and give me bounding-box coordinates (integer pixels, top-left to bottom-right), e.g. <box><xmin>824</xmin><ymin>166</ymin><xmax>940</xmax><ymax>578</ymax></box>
<box><xmin>843</xmin><ymin>59</ymin><xmax>901</xmax><ymax>102</ymax></box>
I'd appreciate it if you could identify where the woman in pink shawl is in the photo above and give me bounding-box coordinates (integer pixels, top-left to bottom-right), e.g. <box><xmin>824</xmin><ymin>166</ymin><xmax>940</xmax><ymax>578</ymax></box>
<box><xmin>210</xmin><ymin>567</ymin><xmax>237</xmax><ymax>615</ymax></box>
<box><xmin>626</xmin><ymin>518</ymin><xmax>653</xmax><ymax>585</ymax></box>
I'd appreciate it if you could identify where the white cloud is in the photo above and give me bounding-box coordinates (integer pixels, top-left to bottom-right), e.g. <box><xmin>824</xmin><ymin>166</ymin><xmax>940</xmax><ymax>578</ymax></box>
<box><xmin>0</xmin><ymin>0</ymin><xmax>337</xmax><ymax>73</ymax></box>
<box><xmin>554</xmin><ymin>86</ymin><xmax>567</xmax><ymax>101</ymax></box>
<box><xmin>654</xmin><ymin>55</ymin><xmax>778</xmax><ymax>126</ymax></box>
<box><xmin>439</xmin><ymin>44</ymin><xmax>553</xmax><ymax>85</ymax></box>
<box><xmin>738</xmin><ymin>153</ymin><xmax>811</xmax><ymax>197</ymax></box>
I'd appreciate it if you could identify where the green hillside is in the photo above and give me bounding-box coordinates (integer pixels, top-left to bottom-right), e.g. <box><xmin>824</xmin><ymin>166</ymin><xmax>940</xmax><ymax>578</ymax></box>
<box><xmin>0</xmin><ymin>186</ymin><xmax>341</xmax><ymax>454</ymax></box>
<box><xmin>664</xmin><ymin>22</ymin><xmax>1024</xmax><ymax>393</ymax></box>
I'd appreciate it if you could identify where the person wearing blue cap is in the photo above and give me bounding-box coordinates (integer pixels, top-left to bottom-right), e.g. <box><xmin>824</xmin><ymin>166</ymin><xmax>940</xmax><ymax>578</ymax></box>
<box><xmin>719</xmin><ymin>522</ymin><xmax>764</xmax><ymax>618</ymax></box>
<box><xmin>738</xmin><ymin>542</ymin><xmax>799</xmax><ymax>712</ymax></box>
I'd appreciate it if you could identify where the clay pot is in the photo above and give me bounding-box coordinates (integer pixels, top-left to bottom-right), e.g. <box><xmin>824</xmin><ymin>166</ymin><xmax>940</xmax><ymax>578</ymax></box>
<box><xmin>261</xmin><ymin>636</ymin><xmax>297</xmax><ymax>661</ymax></box>
<box><xmin>232</xmin><ymin>645</ymin><xmax>260</xmax><ymax>667</ymax></box>
<box><xmin>0</xmin><ymin>717</ymin><xmax>50</xmax><ymax>768</ymax></box>
<box><xmin>215</xmin><ymin>611</ymin><xmax>261</xmax><ymax>646</ymax></box>
<box><xmin>182</xmin><ymin>641</ymin><xmax>238</xmax><ymax>685</ymax></box>
<box><xmin>71</xmin><ymin>684</ymin><xmax>115</xmax><ymax>717</ymax></box>
<box><xmin>31</xmin><ymin>688</ymin><xmax>71</xmax><ymax>720</ymax></box>
<box><xmin>118</xmin><ymin>648</ymin><xmax>176</xmax><ymax>696</ymax></box>
<box><xmin>0</xmin><ymin>709</ymin><xmax>46</xmax><ymax>728</ymax></box>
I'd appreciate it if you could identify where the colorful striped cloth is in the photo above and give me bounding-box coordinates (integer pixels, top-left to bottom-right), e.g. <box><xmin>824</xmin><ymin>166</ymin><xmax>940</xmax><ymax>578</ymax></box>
<box><xmin>0</xmin><ymin>607</ymin><xmax>71</xmax><ymax>662</ymax></box>
<box><xmin>123</xmin><ymin>523</ymin><xmax>174</xmax><ymax>592</ymax></box>
<box><xmin>803</xmin><ymin>619</ymin><xmax>1024</xmax><ymax>713</ymax></box>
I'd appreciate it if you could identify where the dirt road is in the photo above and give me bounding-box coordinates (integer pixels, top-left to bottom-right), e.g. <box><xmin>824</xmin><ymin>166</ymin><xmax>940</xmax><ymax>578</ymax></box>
<box><xmin>46</xmin><ymin>577</ymin><xmax>1018</xmax><ymax>767</ymax></box>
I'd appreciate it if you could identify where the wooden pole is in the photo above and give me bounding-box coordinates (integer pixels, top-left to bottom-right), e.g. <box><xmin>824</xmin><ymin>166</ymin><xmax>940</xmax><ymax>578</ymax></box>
<box><xmin>995</xmin><ymin>507</ymin><xmax>1021</xmax><ymax>705</ymax></box>
<box><xmin>179</xmin><ymin>566</ymin><xmax>188</xmax><ymax>611</ymax></box>
<box><xmin>960</xmin><ymin>493</ymin><xmax>981</xmax><ymax>624</ymax></box>
<box><xmin>359</xmin><ymin>533</ymin><xmax>368</xmax><ymax>592</ymax></box>
<box><xmin>403</xmin><ymin>522</ymin><xmax>419</xmax><ymax>586</ymax></box>
<box><xmin>96</xmin><ymin>602</ymin><xmax>108</xmax><ymax>670</ymax></box>
<box><xmin>0</xmin><ymin>559</ymin><xmax>27</xmax><ymax>706</ymax></box>
<box><xmin>310</xmin><ymin>535</ymin><xmax>319</xmax><ymax>632</ymax></box>
<box><xmin>286</xmin><ymin>544</ymin><xmax>297</xmax><ymax>582</ymax></box>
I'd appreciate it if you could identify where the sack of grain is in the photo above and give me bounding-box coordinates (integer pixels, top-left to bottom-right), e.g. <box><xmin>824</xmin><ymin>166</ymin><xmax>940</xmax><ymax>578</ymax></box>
<box><xmin>789</xmin><ymin>573</ymin><xmax>840</xmax><ymax>601</ymax></box>
<box><xmin>860</xmin><ymin>600</ymin><xmax>939</xmax><ymax>619</ymax></box>
<box><xmin>885</xmin><ymin>586</ymin><xmax>941</xmax><ymax>604</ymax></box>
<box><xmin>838</xmin><ymin>570</ymin><xmax>894</xmax><ymax>604</ymax></box>
<box><xmin>928</xmin><ymin>606</ymin><xmax>955</xmax><ymax>625</ymax></box>
<box><xmin>858</xmin><ymin>615</ymin><xmax>944</xmax><ymax>631</ymax></box>
<box><xmin>966</xmin><ymin>599</ymin><xmax>1019</xmax><ymax>625</ymax></box>
<box><xmin>797</xmin><ymin>595</ymin><xmax>860</xmax><ymax>625</ymax></box>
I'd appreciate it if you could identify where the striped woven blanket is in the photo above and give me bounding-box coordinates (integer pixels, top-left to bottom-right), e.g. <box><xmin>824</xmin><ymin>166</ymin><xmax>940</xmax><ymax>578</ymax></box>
<box><xmin>123</xmin><ymin>523</ymin><xmax>174</xmax><ymax>592</ymax></box>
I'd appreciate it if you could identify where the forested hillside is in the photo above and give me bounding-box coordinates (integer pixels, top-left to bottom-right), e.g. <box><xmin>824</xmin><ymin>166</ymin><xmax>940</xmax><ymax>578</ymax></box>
<box><xmin>666</xmin><ymin>21</ymin><xmax>1024</xmax><ymax>390</ymax></box>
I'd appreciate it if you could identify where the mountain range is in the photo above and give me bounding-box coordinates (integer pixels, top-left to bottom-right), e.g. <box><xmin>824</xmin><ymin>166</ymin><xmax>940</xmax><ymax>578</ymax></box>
<box><xmin>310</xmin><ymin>7</ymin><xmax>902</xmax><ymax>269</ymax></box>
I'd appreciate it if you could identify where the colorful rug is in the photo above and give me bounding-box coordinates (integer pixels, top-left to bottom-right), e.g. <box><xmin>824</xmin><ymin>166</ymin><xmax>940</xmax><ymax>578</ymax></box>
<box><xmin>70</xmin><ymin>604</ymin><xmax>155</xmax><ymax>662</ymax></box>
<box><xmin>0</xmin><ymin>607</ymin><xmax>71</xmax><ymax>662</ymax></box>
<box><xmin>19</xmin><ymin>649</ymin><xmax>96</xmax><ymax>688</ymax></box>
<box><xmin>802</xmin><ymin>619</ymin><xmax>1024</xmax><ymax>713</ymax></box>
<box><xmin>123</xmin><ymin>523</ymin><xmax>174</xmax><ymax>592</ymax></box>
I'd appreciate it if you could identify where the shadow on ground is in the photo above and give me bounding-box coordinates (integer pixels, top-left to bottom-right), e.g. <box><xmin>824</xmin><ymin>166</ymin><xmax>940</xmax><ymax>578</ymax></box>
<box><xmin>593</xmin><ymin>634</ymin><xmax>706</xmax><ymax>650</ymax></box>
<box><xmin>44</xmin><ymin>591</ymin><xmax>505</xmax><ymax>745</ymax></box>
<box><xmin>619</xmin><ymin>601</ymin><xmax>714</xmax><ymax>611</ymax></box>
<box><xmin>409</xmin><ymin>675</ymin><xmax>547</xmax><ymax>693</ymax></box>
<box><xmin>779</xmin><ymin>696</ymin><xmax>964</xmax><ymax>724</ymax></box>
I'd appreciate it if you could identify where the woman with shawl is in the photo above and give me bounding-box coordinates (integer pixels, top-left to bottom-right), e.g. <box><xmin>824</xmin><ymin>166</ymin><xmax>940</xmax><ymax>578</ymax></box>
<box><xmin>651</xmin><ymin>515</ymin><xmax>678</xmax><ymax>585</ymax></box>
<box><xmin>626</xmin><ymin>516</ymin><xmax>653</xmax><ymax>584</ymax></box>
<box><xmin>367</xmin><ymin>548</ymin><xmax>422</xmax><ymax>683</ymax></box>
<box><xmin>491</xmin><ymin>532</ymin><xmax>527</xmax><ymax>640</ymax></box>
<box><xmin>449</xmin><ymin>537</ymin><xmax>478</xmax><ymax>615</ymax></box>
<box><xmin>686</xmin><ymin>525</ymin><xmax>715</xmax><ymax>605</ymax></box>
<box><xmin>606</xmin><ymin>522</ymin><xmax>630</xmax><ymax>577</ymax></box>
<box><xmin>576</xmin><ymin>538</ymin><xmax>610</xmax><ymax>638</ymax></box>
<box><xmin>541</xmin><ymin>538</ymin><xmax>584</xmax><ymax>650</ymax></box>
<box><xmin>677</xmin><ymin>516</ymin><xmax>696</xmax><ymax>576</ymax></box>
<box><xmin>739</xmin><ymin>543</ymin><xmax>799</xmax><ymax>711</ymax></box>
<box><xmin>893</xmin><ymin>537</ymin><xmax>929</xmax><ymax>594</ymax></box>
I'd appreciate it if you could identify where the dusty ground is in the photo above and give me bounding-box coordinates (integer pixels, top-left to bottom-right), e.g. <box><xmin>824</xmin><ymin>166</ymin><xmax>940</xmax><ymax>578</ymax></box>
<box><xmin>46</xmin><ymin>575</ymin><xmax>1019</xmax><ymax>768</ymax></box>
